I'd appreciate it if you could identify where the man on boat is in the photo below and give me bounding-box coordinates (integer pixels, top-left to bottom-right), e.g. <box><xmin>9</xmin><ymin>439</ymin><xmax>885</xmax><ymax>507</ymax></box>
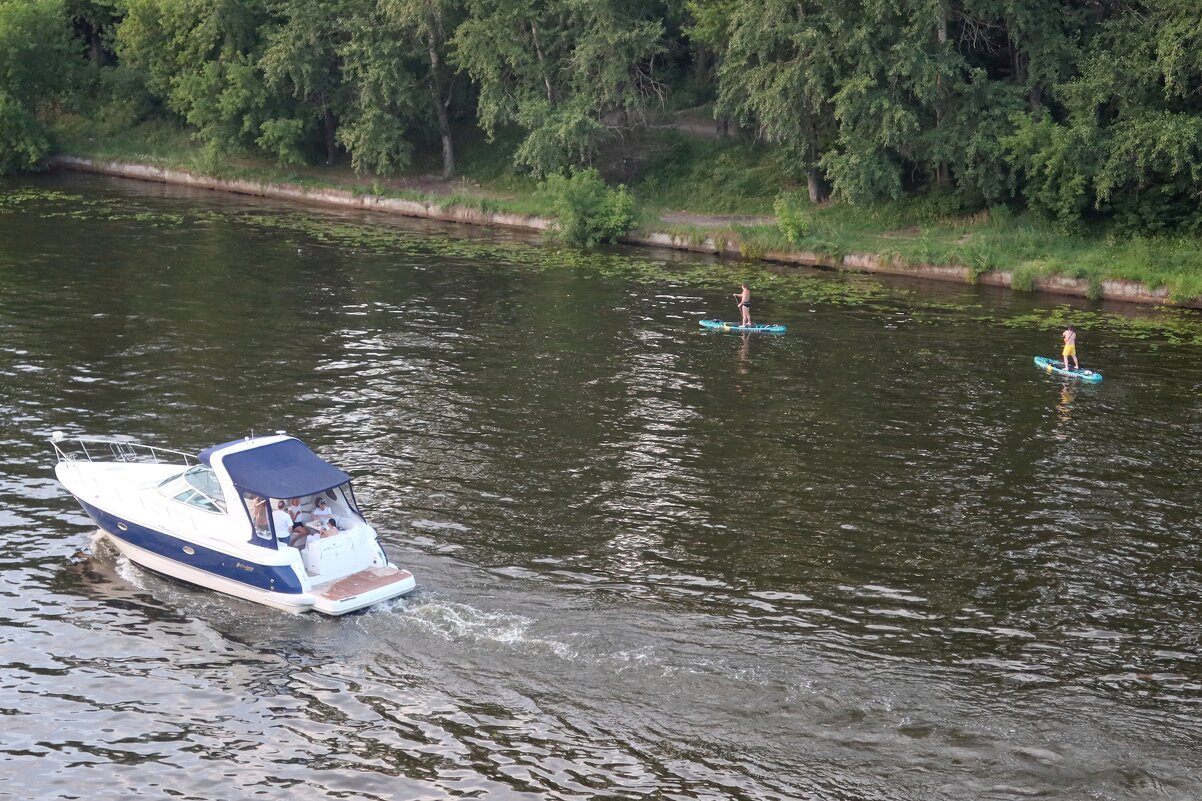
<box><xmin>272</xmin><ymin>503</ymin><xmax>295</xmax><ymax>548</ymax></box>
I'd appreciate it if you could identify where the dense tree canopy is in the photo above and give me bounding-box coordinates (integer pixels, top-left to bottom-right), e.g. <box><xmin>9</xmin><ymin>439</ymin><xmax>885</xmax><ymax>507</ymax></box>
<box><xmin>4</xmin><ymin>0</ymin><xmax>1202</xmax><ymax>232</ymax></box>
<box><xmin>0</xmin><ymin>0</ymin><xmax>77</xmax><ymax>172</ymax></box>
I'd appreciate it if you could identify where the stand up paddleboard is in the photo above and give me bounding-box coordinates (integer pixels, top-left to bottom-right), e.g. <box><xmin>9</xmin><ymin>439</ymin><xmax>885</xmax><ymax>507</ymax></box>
<box><xmin>699</xmin><ymin>319</ymin><xmax>786</xmax><ymax>334</ymax></box>
<box><xmin>1034</xmin><ymin>356</ymin><xmax>1102</xmax><ymax>382</ymax></box>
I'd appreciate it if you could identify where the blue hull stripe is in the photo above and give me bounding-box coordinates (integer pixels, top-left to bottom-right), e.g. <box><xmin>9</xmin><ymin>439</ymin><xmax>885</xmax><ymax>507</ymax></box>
<box><xmin>76</xmin><ymin>498</ymin><xmax>305</xmax><ymax>595</ymax></box>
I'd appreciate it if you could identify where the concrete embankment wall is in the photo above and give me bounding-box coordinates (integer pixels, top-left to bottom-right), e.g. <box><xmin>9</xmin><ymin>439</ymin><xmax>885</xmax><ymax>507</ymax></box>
<box><xmin>628</xmin><ymin>232</ymin><xmax>1199</xmax><ymax>309</ymax></box>
<box><xmin>52</xmin><ymin>156</ymin><xmax>557</xmax><ymax>233</ymax></box>
<box><xmin>52</xmin><ymin>156</ymin><xmax>1197</xmax><ymax>309</ymax></box>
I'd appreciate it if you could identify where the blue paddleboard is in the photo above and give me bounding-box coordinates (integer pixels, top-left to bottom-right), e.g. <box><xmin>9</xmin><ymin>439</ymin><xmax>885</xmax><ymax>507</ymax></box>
<box><xmin>1034</xmin><ymin>356</ymin><xmax>1102</xmax><ymax>382</ymax></box>
<box><xmin>700</xmin><ymin>319</ymin><xmax>786</xmax><ymax>334</ymax></box>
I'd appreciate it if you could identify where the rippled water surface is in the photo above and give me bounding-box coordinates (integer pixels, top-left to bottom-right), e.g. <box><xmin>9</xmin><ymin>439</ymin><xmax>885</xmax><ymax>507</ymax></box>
<box><xmin>2</xmin><ymin>173</ymin><xmax>1201</xmax><ymax>800</ymax></box>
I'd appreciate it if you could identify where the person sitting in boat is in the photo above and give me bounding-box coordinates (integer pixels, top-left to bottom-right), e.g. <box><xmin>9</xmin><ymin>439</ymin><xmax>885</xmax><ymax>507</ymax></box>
<box><xmin>289</xmin><ymin>521</ymin><xmax>311</xmax><ymax>549</ymax></box>
<box><xmin>286</xmin><ymin>497</ymin><xmax>303</xmax><ymax>521</ymax></box>
<box><xmin>319</xmin><ymin>518</ymin><xmax>341</xmax><ymax>538</ymax></box>
<box><xmin>311</xmin><ymin>497</ymin><xmax>334</xmax><ymax>524</ymax></box>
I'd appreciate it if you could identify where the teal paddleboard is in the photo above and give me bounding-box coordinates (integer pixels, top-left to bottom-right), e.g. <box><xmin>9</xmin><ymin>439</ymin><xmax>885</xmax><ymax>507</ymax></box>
<box><xmin>700</xmin><ymin>319</ymin><xmax>786</xmax><ymax>334</ymax></box>
<box><xmin>1034</xmin><ymin>356</ymin><xmax>1103</xmax><ymax>382</ymax></box>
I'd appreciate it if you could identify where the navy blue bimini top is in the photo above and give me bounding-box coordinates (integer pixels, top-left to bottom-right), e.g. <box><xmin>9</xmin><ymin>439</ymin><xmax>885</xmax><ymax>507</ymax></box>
<box><xmin>200</xmin><ymin>438</ymin><xmax>351</xmax><ymax>498</ymax></box>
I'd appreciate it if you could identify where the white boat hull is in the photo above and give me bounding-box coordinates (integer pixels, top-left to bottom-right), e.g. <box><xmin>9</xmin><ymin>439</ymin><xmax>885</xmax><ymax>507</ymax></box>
<box><xmin>103</xmin><ymin>529</ymin><xmax>319</xmax><ymax>613</ymax></box>
<box><xmin>52</xmin><ymin>433</ymin><xmax>418</xmax><ymax>616</ymax></box>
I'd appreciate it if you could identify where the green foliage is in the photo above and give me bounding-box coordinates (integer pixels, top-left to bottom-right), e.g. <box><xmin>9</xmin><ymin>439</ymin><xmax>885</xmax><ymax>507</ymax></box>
<box><xmin>1009</xmin><ymin>263</ymin><xmax>1042</xmax><ymax>292</ymax></box>
<box><xmin>1001</xmin><ymin>114</ymin><xmax>1094</xmax><ymax>232</ymax></box>
<box><xmin>714</xmin><ymin>0</ymin><xmax>835</xmax><ymax>190</ymax></box>
<box><xmin>0</xmin><ymin>93</ymin><xmax>53</xmax><ymax>174</ymax></box>
<box><xmin>28</xmin><ymin>0</ymin><xmax>1202</xmax><ymax>300</ymax></box>
<box><xmin>773</xmin><ymin>194</ymin><xmax>810</xmax><ymax>245</ymax></box>
<box><xmin>334</xmin><ymin>3</ymin><xmax>423</xmax><ymax>175</ymax></box>
<box><xmin>117</xmin><ymin>0</ymin><xmax>289</xmax><ymax>158</ymax></box>
<box><xmin>452</xmin><ymin>0</ymin><xmax>665</xmax><ymax>176</ymax></box>
<box><xmin>629</xmin><ymin>133</ymin><xmax>781</xmax><ymax>214</ymax></box>
<box><xmin>540</xmin><ymin>167</ymin><xmax>636</xmax><ymax>248</ymax></box>
<box><xmin>94</xmin><ymin>65</ymin><xmax>158</xmax><ymax>130</ymax></box>
<box><xmin>0</xmin><ymin>0</ymin><xmax>77</xmax><ymax>173</ymax></box>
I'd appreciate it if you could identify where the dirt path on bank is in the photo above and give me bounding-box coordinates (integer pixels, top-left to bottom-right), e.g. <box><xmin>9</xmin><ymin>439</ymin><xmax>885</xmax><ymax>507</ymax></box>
<box><xmin>658</xmin><ymin>211</ymin><xmax>776</xmax><ymax>228</ymax></box>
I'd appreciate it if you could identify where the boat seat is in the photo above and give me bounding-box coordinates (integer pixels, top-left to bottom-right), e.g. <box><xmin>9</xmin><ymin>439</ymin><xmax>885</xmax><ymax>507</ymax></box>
<box><xmin>301</xmin><ymin>531</ymin><xmax>367</xmax><ymax>578</ymax></box>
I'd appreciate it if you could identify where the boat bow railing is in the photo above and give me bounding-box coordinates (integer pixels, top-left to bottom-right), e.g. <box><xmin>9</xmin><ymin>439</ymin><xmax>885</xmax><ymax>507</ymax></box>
<box><xmin>50</xmin><ymin>434</ymin><xmax>196</xmax><ymax>467</ymax></box>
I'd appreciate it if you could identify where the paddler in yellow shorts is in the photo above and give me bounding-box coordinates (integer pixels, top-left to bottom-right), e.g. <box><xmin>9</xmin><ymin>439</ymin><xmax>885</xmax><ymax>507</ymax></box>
<box><xmin>1061</xmin><ymin>324</ymin><xmax>1079</xmax><ymax>371</ymax></box>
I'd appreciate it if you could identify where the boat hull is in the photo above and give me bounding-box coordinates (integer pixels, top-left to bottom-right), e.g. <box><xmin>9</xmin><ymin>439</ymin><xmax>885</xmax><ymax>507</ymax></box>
<box><xmin>76</xmin><ymin>497</ymin><xmax>316</xmax><ymax>612</ymax></box>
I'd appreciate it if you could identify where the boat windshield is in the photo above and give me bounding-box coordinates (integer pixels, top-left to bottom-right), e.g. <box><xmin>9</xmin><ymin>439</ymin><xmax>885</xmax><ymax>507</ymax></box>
<box><xmin>157</xmin><ymin>465</ymin><xmax>227</xmax><ymax>514</ymax></box>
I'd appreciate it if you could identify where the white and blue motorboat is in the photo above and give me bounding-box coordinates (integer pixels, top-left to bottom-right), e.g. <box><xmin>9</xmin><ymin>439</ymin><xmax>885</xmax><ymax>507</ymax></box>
<box><xmin>51</xmin><ymin>433</ymin><xmax>416</xmax><ymax>615</ymax></box>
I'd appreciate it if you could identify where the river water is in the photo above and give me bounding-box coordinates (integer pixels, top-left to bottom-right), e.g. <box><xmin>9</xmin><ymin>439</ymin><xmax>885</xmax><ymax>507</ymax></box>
<box><xmin>1</xmin><ymin>173</ymin><xmax>1200</xmax><ymax>800</ymax></box>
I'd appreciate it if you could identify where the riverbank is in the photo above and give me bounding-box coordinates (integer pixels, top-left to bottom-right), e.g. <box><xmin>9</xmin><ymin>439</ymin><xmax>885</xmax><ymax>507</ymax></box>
<box><xmin>47</xmin><ymin>121</ymin><xmax>1202</xmax><ymax>309</ymax></box>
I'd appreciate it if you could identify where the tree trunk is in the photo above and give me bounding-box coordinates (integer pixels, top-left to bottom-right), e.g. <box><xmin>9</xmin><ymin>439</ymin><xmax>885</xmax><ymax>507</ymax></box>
<box><xmin>693</xmin><ymin>48</ymin><xmax>712</xmax><ymax>84</ymax></box>
<box><xmin>425</xmin><ymin>30</ymin><xmax>456</xmax><ymax>180</ymax></box>
<box><xmin>530</xmin><ymin>22</ymin><xmax>555</xmax><ymax>105</ymax></box>
<box><xmin>89</xmin><ymin>30</ymin><xmax>103</xmax><ymax>67</ymax></box>
<box><xmin>1010</xmin><ymin>46</ymin><xmax>1041</xmax><ymax>110</ymax></box>
<box><xmin>322</xmin><ymin>103</ymin><xmax>337</xmax><ymax>165</ymax></box>
<box><xmin>935</xmin><ymin>160</ymin><xmax>951</xmax><ymax>187</ymax></box>
<box><xmin>428</xmin><ymin>77</ymin><xmax>456</xmax><ymax>180</ymax></box>
<box><xmin>933</xmin><ymin>8</ymin><xmax>950</xmax><ymax>187</ymax></box>
<box><xmin>806</xmin><ymin>122</ymin><xmax>827</xmax><ymax>202</ymax></box>
<box><xmin>807</xmin><ymin>168</ymin><xmax>824</xmax><ymax>204</ymax></box>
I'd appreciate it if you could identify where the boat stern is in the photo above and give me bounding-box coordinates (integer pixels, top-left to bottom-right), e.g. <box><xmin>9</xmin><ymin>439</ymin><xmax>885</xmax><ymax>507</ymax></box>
<box><xmin>310</xmin><ymin>566</ymin><xmax>416</xmax><ymax>615</ymax></box>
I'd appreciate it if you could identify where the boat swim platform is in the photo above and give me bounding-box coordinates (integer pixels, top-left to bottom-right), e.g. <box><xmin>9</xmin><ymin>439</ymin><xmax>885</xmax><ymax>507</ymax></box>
<box><xmin>313</xmin><ymin>565</ymin><xmax>414</xmax><ymax>602</ymax></box>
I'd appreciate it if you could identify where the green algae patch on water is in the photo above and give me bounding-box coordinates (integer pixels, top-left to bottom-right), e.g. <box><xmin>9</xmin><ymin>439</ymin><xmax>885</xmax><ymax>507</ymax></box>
<box><xmin>0</xmin><ymin>189</ymin><xmax>86</xmax><ymax>212</ymax></box>
<box><xmin>26</xmin><ymin>185</ymin><xmax>1202</xmax><ymax>350</ymax></box>
<box><xmin>999</xmin><ymin>306</ymin><xmax>1202</xmax><ymax>346</ymax></box>
<box><xmin>0</xmin><ymin>187</ymin><xmax>200</xmax><ymax>229</ymax></box>
<box><xmin>227</xmin><ymin>207</ymin><xmax>1202</xmax><ymax>348</ymax></box>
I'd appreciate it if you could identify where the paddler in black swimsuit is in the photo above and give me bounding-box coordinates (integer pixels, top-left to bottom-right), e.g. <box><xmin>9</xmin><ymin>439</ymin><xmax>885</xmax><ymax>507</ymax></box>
<box><xmin>732</xmin><ymin>283</ymin><xmax>751</xmax><ymax>327</ymax></box>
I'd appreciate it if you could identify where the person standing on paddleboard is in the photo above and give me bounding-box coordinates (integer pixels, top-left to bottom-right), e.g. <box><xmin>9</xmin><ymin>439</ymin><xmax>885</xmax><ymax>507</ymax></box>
<box><xmin>1061</xmin><ymin>324</ymin><xmax>1079</xmax><ymax>371</ymax></box>
<box><xmin>733</xmin><ymin>283</ymin><xmax>751</xmax><ymax>327</ymax></box>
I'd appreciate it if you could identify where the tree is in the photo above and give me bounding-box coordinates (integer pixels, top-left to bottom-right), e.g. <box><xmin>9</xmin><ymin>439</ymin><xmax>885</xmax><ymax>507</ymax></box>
<box><xmin>704</xmin><ymin>0</ymin><xmax>837</xmax><ymax>201</ymax></box>
<box><xmin>380</xmin><ymin>0</ymin><xmax>463</xmax><ymax>179</ymax></box>
<box><xmin>65</xmin><ymin>0</ymin><xmax>126</xmax><ymax>67</ymax></box>
<box><xmin>0</xmin><ymin>0</ymin><xmax>76</xmax><ymax>173</ymax></box>
<box><xmin>334</xmin><ymin>0</ymin><xmax>428</xmax><ymax>175</ymax></box>
<box><xmin>117</xmin><ymin>0</ymin><xmax>308</xmax><ymax>162</ymax></box>
<box><xmin>260</xmin><ymin>0</ymin><xmax>350</xmax><ymax>164</ymax></box>
<box><xmin>452</xmin><ymin>0</ymin><xmax>667</xmax><ymax>176</ymax></box>
<box><xmin>1003</xmin><ymin>1</ymin><xmax>1202</xmax><ymax>233</ymax></box>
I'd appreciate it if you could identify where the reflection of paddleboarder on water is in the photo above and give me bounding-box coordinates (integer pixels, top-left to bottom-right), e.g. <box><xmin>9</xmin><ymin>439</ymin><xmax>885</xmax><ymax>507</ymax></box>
<box><xmin>737</xmin><ymin>331</ymin><xmax>750</xmax><ymax>375</ymax></box>
<box><xmin>732</xmin><ymin>283</ymin><xmax>751</xmax><ymax>327</ymax></box>
<box><xmin>1058</xmin><ymin>381</ymin><xmax>1074</xmax><ymax>420</ymax></box>
<box><xmin>1054</xmin><ymin>381</ymin><xmax>1075</xmax><ymax>440</ymax></box>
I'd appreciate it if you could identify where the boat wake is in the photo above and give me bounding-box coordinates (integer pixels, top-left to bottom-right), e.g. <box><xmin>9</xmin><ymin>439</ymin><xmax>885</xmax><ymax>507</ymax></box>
<box><xmin>384</xmin><ymin>597</ymin><xmax>577</xmax><ymax>658</ymax></box>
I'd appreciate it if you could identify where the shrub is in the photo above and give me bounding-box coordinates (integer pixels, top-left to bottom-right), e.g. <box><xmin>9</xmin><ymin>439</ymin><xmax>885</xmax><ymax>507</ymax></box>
<box><xmin>1010</xmin><ymin>263</ymin><xmax>1040</xmax><ymax>292</ymax></box>
<box><xmin>541</xmin><ymin>167</ymin><xmax>636</xmax><ymax>248</ymax></box>
<box><xmin>773</xmin><ymin>193</ymin><xmax>810</xmax><ymax>246</ymax></box>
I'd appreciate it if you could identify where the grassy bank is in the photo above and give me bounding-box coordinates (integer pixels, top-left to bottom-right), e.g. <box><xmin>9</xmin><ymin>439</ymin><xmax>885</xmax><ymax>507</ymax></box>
<box><xmin>50</xmin><ymin>115</ymin><xmax>1202</xmax><ymax>304</ymax></box>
